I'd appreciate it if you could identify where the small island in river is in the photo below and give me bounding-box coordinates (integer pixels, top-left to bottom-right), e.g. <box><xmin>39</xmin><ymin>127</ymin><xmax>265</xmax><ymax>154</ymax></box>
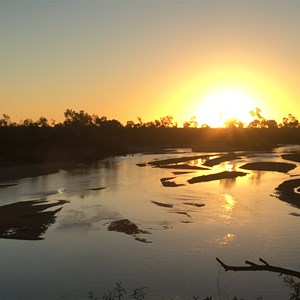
<box><xmin>240</xmin><ymin>161</ymin><xmax>297</xmax><ymax>173</ymax></box>
<box><xmin>0</xmin><ymin>199</ymin><xmax>69</xmax><ymax>240</ymax></box>
<box><xmin>187</xmin><ymin>171</ymin><xmax>247</xmax><ymax>184</ymax></box>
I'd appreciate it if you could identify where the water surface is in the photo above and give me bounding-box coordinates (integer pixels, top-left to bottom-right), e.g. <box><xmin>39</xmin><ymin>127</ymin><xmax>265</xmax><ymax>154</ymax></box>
<box><xmin>0</xmin><ymin>147</ymin><xmax>299</xmax><ymax>299</ymax></box>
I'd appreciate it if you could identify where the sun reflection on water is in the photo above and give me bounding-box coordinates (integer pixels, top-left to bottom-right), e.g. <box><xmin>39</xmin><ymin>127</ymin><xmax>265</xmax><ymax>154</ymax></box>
<box><xmin>221</xmin><ymin>193</ymin><xmax>236</xmax><ymax>223</ymax></box>
<box><xmin>223</xmin><ymin>193</ymin><xmax>236</xmax><ymax>212</ymax></box>
<box><xmin>225</xmin><ymin>163</ymin><xmax>234</xmax><ymax>171</ymax></box>
<box><xmin>219</xmin><ymin>233</ymin><xmax>237</xmax><ymax>245</ymax></box>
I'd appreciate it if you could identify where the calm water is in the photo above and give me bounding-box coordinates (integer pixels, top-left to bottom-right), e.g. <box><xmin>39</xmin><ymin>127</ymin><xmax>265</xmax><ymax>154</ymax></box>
<box><xmin>0</xmin><ymin>147</ymin><xmax>300</xmax><ymax>299</ymax></box>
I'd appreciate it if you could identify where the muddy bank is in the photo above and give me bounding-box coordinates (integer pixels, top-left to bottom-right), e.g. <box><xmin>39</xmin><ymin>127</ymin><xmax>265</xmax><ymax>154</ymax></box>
<box><xmin>0</xmin><ymin>199</ymin><xmax>68</xmax><ymax>240</ymax></box>
<box><xmin>188</xmin><ymin>171</ymin><xmax>247</xmax><ymax>184</ymax></box>
<box><xmin>240</xmin><ymin>162</ymin><xmax>296</xmax><ymax>173</ymax></box>
<box><xmin>275</xmin><ymin>179</ymin><xmax>300</xmax><ymax>208</ymax></box>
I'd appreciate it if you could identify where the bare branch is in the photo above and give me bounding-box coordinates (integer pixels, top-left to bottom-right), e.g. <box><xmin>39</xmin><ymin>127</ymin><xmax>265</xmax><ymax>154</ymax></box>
<box><xmin>259</xmin><ymin>257</ymin><xmax>269</xmax><ymax>266</ymax></box>
<box><xmin>216</xmin><ymin>258</ymin><xmax>300</xmax><ymax>279</ymax></box>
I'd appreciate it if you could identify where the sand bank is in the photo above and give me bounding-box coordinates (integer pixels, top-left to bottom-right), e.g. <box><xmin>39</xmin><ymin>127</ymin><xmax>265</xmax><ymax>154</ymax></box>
<box><xmin>0</xmin><ymin>199</ymin><xmax>68</xmax><ymax>240</ymax></box>
<box><xmin>188</xmin><ymin>171</ymin><xmax>247</xmax><ymax>184</ymax></box>
<box><xmin>275</xmin><ymin>179</ymin><xmax>300</xmax><ymax>208</ymax></box>
<box><xmin>240</xmin><ymin>162</ymin><xmax>296</xmax><ymax>173</ymax></box>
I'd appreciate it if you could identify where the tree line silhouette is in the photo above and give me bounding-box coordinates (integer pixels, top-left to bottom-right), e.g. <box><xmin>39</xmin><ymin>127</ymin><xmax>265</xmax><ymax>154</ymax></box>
<box><xmin>0</xmin><ymin>107</ymin><xmax>299</xmax><ymax>129</ymax></box>
<box><xmin>1</xmin><ymin>108</ymin><xmax>300</xmax><ymax>165</ymax></box>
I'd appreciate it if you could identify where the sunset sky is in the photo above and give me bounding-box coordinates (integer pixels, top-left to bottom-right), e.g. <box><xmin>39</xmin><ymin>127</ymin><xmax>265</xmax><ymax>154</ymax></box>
<box><xmin>1</xmin><ymin>0</ymin><xmax>300</xmax><ymax>127</ymax></box>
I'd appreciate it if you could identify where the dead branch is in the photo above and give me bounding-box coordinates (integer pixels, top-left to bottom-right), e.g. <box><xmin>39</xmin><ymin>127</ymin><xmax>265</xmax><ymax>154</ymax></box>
<box><xmin>216</xmin><ymin>257</ymin><xmax>300</xmax><ymax>279</ymax></box>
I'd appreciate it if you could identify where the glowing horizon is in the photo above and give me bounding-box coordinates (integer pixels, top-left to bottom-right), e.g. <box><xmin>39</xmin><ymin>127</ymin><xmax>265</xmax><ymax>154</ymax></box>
<box><xmin>1</xmin><ymin>1</ymin><xmax>300</xmax><ymax>128</ymax></box>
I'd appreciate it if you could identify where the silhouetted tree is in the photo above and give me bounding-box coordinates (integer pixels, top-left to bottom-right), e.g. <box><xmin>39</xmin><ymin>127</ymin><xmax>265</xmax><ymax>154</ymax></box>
<box><xmin>183</xmin><ymin>116</ymin><xmax>198</xmax><ymax>128</ymax></box>
<box><xmin>22</xmin><ymin>118</ymin><xmax>35</xmax><ymax>127</ymax></box>
<box><xmin>248</xmin><ymin>107</ymin><xmax>278</xmax><ymax>128</ymax></box>
<box><xmin>280</xmin><ymin>114</ymin><xmax>299</xmax><ymax>128</ymax></box>
<box><xmin>201</xmin><ymin>124</ymin><xmax>211</xmax><ymax>128</ymax></box>
<box><xmin>159</xmin><ymin>116</ymin><xmax>177</xmax><ymax>128</ymax></box>
<box><xmin>224</xmin><ymin>118</ymin><xmax>244</xmax><ymax>128</ymax></box>
<box><xmin>100</xmin><ymin>119</ymin><xmax>123</xmax><ymax>129</ymax></box>
<box><xmin>248</xmin><ymin>107</ymin><xmax>266</xmax><ymax>128</ymax></box>
<box><xmin>125</xmin><ymin>120</ymin><xmax>135</xmax><ymax>128</ymax></box>
<box><xmin>36</xmin><ymin>116</ymin><xmax>49</xmax><ymax>127</ymax></box>
<box><xmin>63</xmin><ymin>109</ymin><xmax>93</xmax><ymax>127</ymax></box>
<box><xmin>93</xmin><ymin>115</ymin><xmax>108</xmax><ymax>127</ymax></box>
<box><xmin>264</xmin><ymin>119</ymin><xmax>278</xmax><ymax>129</ymax></box>
<box><xmin>0</xmin><ymin>114</ymin><xmax>11</xmax><ymax>126</ymax></box>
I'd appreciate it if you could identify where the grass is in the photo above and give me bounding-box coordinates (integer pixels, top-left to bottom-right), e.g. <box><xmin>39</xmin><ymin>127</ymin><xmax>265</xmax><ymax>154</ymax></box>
<box><xmin>85</xmin><ymin>276</ymin><xmax>300</xmax><ymax>300</ymax></box>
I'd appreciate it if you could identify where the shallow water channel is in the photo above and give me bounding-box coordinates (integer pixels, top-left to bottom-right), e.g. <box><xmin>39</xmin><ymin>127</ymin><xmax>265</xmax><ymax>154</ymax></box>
<box><xmin>0</xmin><ymin>147</ymin><xmax>300</xmax><ymax>299</ymax></box>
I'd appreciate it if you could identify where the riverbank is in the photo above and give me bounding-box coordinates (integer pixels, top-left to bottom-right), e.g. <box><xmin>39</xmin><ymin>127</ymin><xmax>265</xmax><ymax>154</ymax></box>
<box><xmin>0</xmin><ymin>162</ymin><xmax>73</xmax><ymax>182</ymax></box>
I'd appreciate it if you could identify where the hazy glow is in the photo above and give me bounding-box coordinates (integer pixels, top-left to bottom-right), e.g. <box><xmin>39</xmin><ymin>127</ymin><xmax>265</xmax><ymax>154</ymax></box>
<box><xmin>1</xmin><ymin>1</ymin><xmax>300</xmax><ymax>124</ymax></box>
<box><xmin>198</xmin><ymin>88</ymin><xmax>256</xmax><ymax>127</ymax></box>
<box><xmin>168</xmin><ymin>65</ymin><xmax>291</xmax><ymax>127</ymax></box>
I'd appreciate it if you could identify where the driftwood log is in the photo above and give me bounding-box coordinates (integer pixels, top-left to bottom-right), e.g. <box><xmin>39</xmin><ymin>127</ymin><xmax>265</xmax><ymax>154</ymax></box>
<box><xmin>216</xmin><ymin>257</ymin><xmax>300</xmax><ymax>279</ymax></box>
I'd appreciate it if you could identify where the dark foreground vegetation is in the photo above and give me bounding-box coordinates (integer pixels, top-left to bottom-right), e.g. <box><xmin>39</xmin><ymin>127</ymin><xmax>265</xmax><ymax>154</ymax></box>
<box><xmin>1</xmin><ymin>108</ymin><xmax>300</xmax><ymax>167</ymax></box>
<box><xmin>86</xmin><ymin>277</ymin><xmax>300</xmax><ymax>300</ymax></box>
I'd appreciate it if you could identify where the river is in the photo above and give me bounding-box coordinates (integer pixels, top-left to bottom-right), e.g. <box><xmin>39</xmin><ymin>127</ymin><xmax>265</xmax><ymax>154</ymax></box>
<box><xmin>0</xmin><ymin>147</ymin><xmax>299</xmax><ymax>299</ymax></box>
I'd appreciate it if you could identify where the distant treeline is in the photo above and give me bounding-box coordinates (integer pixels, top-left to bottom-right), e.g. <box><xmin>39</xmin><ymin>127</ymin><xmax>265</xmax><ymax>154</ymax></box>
<box><xmin>1</xmin><ymin>108</ymin><xmax>300</xmax><ymax>165</ymax></box>
<box><xmin>1</xmin><ymin>107</ymin><xmax>300</xmax><ymax>129</ymax></box>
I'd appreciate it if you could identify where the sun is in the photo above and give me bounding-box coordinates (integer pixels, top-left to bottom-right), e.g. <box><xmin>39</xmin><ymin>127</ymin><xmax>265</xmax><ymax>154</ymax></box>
<box><xmin>196</xmin><ymin>88</ymin><xmax>257</xmax><ymax>127</ymax></box>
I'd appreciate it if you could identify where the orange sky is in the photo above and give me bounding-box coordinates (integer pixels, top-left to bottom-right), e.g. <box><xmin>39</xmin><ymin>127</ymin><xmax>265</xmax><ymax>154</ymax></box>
<box><xmin>1</xmin><ymin>1</ymin><xmax>300</xmax><ymax>127</ymax></box>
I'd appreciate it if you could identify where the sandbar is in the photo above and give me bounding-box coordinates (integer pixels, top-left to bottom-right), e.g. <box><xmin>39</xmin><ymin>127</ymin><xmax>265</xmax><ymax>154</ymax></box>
<box><xmin>188</xmin><ymin>171</ymin><xmax>247</xmax><ymax>184</ymax></box>
<box><xmin>0</xmin><ymin>199</ymin><xmax>68</xmax><ymax>240</ymax></box>
<box><xmin>240</xmin><ymin>162</ymin><xmax>296</xmax><ymax>173</ymax></box>
<box><xmin>203</xmin><ymin>153</ymin><xmax>241</xmax><ymax>167</ymax></box>
<box><xmin>183</xmin><ymin>202</ymin><xmax>205</xmax><ymax>208</ymax></box>
<box><xmin>282</xmin><ymin>154</ymin><xmax>300</xmax><ymax>163</ymax></box>
<box><xmin>151</xmin><ymin>200</ymin><xmax>174</xmax><ymax>208</ymax></box>
<box><xmin>107</xmin><ymin>219</ymin><xmax>151</xmax><ymax>243</ymax></box>
<box><xmin>160</xmin><ymin>177</ymin><xmax>184</xmax><ymax>187</ymax></box>
<box><xmin>275</xmin><ymin>179</ymin><xmax>300</xmax><ymax>208</ymax></box>
<box><xmin>158</xmin><ymin>164</ymin><xmax>209</xmax><ymax>170</ymax></box>
<box><xmin>148</xmin><ymin>155</ymin><xmax>209</xmax><ymax>167</ymax></box>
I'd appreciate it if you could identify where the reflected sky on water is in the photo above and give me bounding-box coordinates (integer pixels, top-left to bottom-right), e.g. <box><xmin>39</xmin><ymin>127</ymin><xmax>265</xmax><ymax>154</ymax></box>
<box><xmin>0</xmin><ymin>147</ymin><xmax>300</xmax><ymax>299</ymax></box>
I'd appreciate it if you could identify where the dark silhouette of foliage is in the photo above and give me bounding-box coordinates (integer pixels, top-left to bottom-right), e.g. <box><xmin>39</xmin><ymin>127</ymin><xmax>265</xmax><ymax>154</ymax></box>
<box><xmin>183</xmin><ymin>116</ymin><xmax>198</xmax><ymax>128</ymax></box>
<box><xmin>1</xmin><ymin>108</ymin><xmax>300</xmax><ymax>166</ymax></box>
<box><xmin>0</xmin><ymin>114</ymin><xmax>11</xmax><ymax>126</ymax></box>
<box><xmin>159</xmin><ymin>115</ymin><xmax>177</xmax><ymax>128</ymax></box>
<box><xmin>281</xmin><ymin>114</ymin><xmax>299</xmax><ymax>128</ymax></box>
<box><xmin>224</xmin><ymin>117</ymin><xmax>244</xmax><ymax>128</ymax></box>
<box><xmin>284</xmin><ymin>276</ymin><xmax>300</xmax><ymax>300</ymax></box>
<box><xmin>63</xmin><ymin>109</ymin><xmax>93</xmax><ymax>127</ymax></box>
